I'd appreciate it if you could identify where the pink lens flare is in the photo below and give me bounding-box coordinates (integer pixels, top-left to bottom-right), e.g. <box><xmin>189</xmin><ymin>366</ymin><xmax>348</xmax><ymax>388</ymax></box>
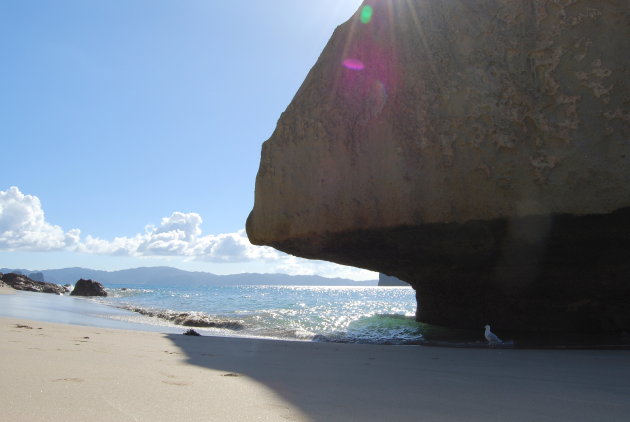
<box><xmin>342</xmin><ymin>58</ymin><xmax>365</xmax><ymax>71</ymax></box>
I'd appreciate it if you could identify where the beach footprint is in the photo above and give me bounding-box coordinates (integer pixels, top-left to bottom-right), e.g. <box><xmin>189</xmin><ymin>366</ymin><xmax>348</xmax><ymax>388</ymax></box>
<box><xmin>52</xmin><ymin>377</ymin><xmax>84</xmax><ymax>383</ymax></box>
<box><xmin>159</xmin><ymin>371</ymin><xmax>192</xmax><ymax>386</ymax></box>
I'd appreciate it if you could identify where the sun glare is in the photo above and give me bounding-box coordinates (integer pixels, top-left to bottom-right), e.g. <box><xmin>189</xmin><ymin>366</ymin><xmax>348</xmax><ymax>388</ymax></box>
<box><xmin>360</xmin><ymin>5</ymin><xmax>374</xmax><ymax>24</ymax></box>
<box><xmin>342</xmin><ymin>58</ymin><xmax>365</xmax><ymax>71</ymax></box>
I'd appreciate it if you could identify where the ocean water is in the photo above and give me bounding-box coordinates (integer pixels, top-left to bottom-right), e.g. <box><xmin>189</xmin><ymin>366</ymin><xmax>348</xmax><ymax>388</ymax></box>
<box><xmin>4</xmin><ymin>286</ymin><xmax>627</xmax><ymax>347</ymax></box>
<box><xmin>0</xmin><ymin>289</ymin><xmax>175</xmax><ymax>333</ymax></box>
<box><xmin>95</xmin><ymin>285</ymin><xmax>422</xmax><ymax>344</ymax></box>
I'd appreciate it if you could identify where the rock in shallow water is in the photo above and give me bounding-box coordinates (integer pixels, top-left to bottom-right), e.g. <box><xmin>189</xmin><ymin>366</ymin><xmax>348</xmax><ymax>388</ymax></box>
<box><xmin>70</xmin><ymin>279</ymin><xmax>108</xmax><ymax>297</ymax></box>
<box><xmin>247</xmin><ymin>0</ymin><xmax>630</xmax><ymax>332</ymax></box>
<box><xmin>1</xmin><ymin>273</ymin><xmax>67</xmax><ymax>294</ymax></box>
<box><xmin>121</xmin><ymin>306</ymin><xmax>245</xmax><ymax>330</ymax></box>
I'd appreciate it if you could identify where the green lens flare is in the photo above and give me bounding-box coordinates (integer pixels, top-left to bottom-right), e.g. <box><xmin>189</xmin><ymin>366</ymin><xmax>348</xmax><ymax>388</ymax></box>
<box><xmin>360</xmin><ymin>5</ymin><xmax>373</xmax><ymax>24</ymax></box>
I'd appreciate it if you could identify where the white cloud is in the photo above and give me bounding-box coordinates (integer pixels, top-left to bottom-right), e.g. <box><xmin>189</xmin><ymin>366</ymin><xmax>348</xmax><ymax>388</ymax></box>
<box><xmin>0</xmin><ymin>186</ymin><xmax>80</xmax><ymax>251</ymax></box>
<box><xmin>79</xmin><ymin>234</ymin><xmax>145</xmax><ymax>256</ymax></box>
<box><xmin>192</xmin><ymin>230</ymin><xmax>284</xmax><ymax>262</ymax></box>
<box><xmin>1</xmin><ymin>186</ymin><xmax>378</xmax><ymax>280</ymax></box>
<box><xmin>152</xmin><ymin>211</ymin><xmax>201</xmax><ymax>241</ymax></box>
<box><xmin>78</xmin><ymin>214</ymin><xmax>376</xmax><ymax>279</ymax></box>
<box><xmin>77</xmin><ymin>212</ymin><xmax>282</xmax><ymax>262</ymax></box>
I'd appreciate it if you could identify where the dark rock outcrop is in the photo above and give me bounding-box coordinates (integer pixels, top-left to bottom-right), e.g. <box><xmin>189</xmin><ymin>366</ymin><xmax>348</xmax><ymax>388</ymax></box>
<box><xmin>1</xmin><ymin>273</ymin><xmax>67</xmax><ymax>294</ymax></box>
<box><xmin>247</xmin><ymin>0</ymin><xmax>630</xmax><ymax>332</ymax></box>
<box><xmin>70</xmin><ymin>279</ymin><xmax>108</xmax><ymax>297</ymax></box>
<box><xmin>378</xmin><ymin>274</ymin><xmax>408</xmax><ymax>287</ymax></box>
<box><xmin>120</xmin><ymin>305</ymin><xmax>244</xmax><ymax>329</ymax></box>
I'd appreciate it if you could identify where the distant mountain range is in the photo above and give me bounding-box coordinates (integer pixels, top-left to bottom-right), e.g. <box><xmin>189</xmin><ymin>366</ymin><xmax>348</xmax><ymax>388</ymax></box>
<box><xmin>0</xmin><ymin>266</ymin><xmax>378</xmax><ymax>287</ymax></box>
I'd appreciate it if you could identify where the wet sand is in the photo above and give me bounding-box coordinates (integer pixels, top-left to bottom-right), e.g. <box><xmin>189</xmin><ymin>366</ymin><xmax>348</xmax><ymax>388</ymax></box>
<box><xmin>2</xmin><ymin>316</ymin><xmax>630</xmax><ymax>421</ymax></box>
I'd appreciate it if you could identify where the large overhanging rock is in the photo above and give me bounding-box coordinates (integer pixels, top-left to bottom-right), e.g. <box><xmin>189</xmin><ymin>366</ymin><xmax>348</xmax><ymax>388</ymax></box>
<box><xmin>247</xmin><ymin>0</ymin><xmax>630</xmax><ymax>332</ymax></box>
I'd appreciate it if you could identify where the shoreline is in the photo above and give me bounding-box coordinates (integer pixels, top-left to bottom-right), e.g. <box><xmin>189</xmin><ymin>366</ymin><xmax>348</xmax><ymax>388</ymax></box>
<box><xmin>3</xmin><ymin>287</ymin><xmax>630</xmax><ymax>350</ymax></box>
<box><xmin>3</xmin><ymin>315</ymin><xmax>630</xmax><ymax>421</ymax></box>
<box><xmin>0</xmin><ymin>288</ymin><xmax>187</xmax><ymax>334</ymax></box>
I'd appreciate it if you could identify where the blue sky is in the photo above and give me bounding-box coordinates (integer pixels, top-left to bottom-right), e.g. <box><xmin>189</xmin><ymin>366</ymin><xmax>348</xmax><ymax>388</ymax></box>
<box><xmin>0</xmin><ymin>0</ymin><xmax>377</xmax><ymax>280</ymax></box>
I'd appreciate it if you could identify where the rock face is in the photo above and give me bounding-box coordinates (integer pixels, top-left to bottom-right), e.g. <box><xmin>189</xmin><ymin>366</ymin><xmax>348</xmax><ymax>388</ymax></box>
<box><xmin>1</xmin><ymin>273</ymin><xmax>67</xmax><ymax>294</ymax></box>
<box><xmin>70</xmin><ymin>279</ymin><xmax>108</xmax><ymax>297</ymax></box>
<box><xmin>247</xmin><ymin>0</ymin><xmax>630</xmax><ymax>332</ymax></box>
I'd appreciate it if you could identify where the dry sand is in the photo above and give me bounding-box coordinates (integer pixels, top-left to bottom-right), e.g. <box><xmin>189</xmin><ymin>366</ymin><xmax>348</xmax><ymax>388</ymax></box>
<box><xmin>2</xmin><ymin>316</ymin><xmax>629</xmax><ymax>422</ymax></box>
<box><xmin>0</xmin><ymin>284</ymin><xmax>16</xmax><ymax>295</ymax></box>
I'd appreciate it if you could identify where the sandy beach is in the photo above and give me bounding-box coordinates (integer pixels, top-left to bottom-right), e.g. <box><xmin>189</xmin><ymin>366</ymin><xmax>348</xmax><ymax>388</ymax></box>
<box><xmin>2</xmin><ymin>315</ymin><xmax>630</xmax><ymax>422</ymax></box>
<box><xmin>0</xmin><ymin>284</ymin><xmax>16</xmax><ymax>295</ymax></box>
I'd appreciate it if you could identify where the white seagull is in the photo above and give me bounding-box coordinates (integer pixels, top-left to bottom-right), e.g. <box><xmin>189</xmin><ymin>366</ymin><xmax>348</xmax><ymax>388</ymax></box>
<box><xmin>484</xmin><ymin>324</ymin><xmax>502</xmax><ymax>345</ymax></box>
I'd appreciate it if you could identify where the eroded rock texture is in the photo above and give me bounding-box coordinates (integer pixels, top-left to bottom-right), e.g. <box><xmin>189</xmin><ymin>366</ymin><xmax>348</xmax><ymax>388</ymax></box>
<box><xmin>248</xmin><ymin>0</ymin><xmax>630</xmax><ymax>332</ymax></box>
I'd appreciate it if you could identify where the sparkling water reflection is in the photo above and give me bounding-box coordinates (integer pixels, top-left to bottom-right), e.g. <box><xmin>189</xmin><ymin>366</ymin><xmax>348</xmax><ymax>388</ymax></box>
<box><xmin>101</xmin><ymin>285</ymin><xmax>418</xmax><ymax>343</ymax></box>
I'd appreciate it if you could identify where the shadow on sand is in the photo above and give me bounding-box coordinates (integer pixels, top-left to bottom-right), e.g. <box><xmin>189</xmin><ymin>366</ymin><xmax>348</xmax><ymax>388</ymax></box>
<box><xmin>165</xmin><ymin>334</ymin><xmax>423</xmax><ymax>421</ymax></box>
<box><xmin>165</xmin><ymin>333</ymin><xmax>630</xmax><ymax>422</ymax></box>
